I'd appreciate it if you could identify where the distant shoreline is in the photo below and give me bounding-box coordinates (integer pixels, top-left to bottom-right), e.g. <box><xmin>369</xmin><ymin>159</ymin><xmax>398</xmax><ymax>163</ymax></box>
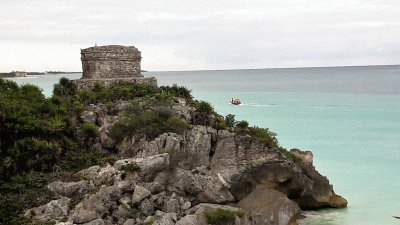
<box><xmin>0</xmin><ymin>71</ymin><xmax>82</xmax><ymax>78</ymax></box>
<box><xmin>147</xmin><ymin>64</ymin><xmax>400</xmax><ymax>73</ymax></box>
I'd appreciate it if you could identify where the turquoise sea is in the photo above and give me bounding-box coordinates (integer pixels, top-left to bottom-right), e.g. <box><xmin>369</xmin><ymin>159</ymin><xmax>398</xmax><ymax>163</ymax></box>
<box><xmin>7</xmin><ymin>65</ymin><xmax>400</xmax><ymax>225</ymax></box>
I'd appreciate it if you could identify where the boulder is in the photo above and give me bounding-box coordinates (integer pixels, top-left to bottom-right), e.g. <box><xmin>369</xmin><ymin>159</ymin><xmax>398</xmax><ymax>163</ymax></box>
<box><xmin>70</xmin><ymin>185</ymin><xmax>122</xmax><ymax>224</ymax></box>
<box><xmin>81</xmin><ymin>111</ymin><xmax>97</xmax><ymax>124</ymax></box>
<box><xmin>140</xmin><ymin>198</ymin><xmax>155</xmax><ymax>216</ymax></box>
<box><xmin>131</xmin><ymin>185</ymin><xmax>151</xmax><ymax>204</ymax></box>
<box><xmin>177</xmin><ymin>203</ymin><xmax>254</xmax><ymax>225</ymax></box>
<box><xmin>25</xmin><ymin>197</ymin><xmax>70</xmax><ymax>221</ymax></box>
<box><xmin>181</xmin><ymin>126</ymin><xmax>212</xmax><ymax>169</ymax></box>
<box><xmin>112</xmin><ymin>203</ymin><xmax>132</xmax><ymax>220</ymax></box>
<box><xmin>236</xmin><ymin>187</ymin><xmax>300</xmax><ymax>225</ymax></box>
<box><xmin>77</xmin><ymin>164</ymin><xmax>120</xmax><ymax>186</ymax></box>
<box><xmin>152</xmin><ymin>211</ymin><xmax>177</xmax><ymax>225</ymax></box>
<box><xmin>114</xmin><ymin>153</ymin><xmax>170</xmax><ymax>181</ymax></box>
<box><xmin>123</xmin><ymin>219</ymin><xmax>135</xmax><ymax>225</ymax></box>
<box><xmin>165</xmin><ymin>198</ymin><xmax>180</xmax><ymax>213</ymax></box>
<box><xmin>47</xmin><ymin>180</ymin><xmax>95</xmax><ymax>197</ymax></box>
<box><xmin>167</xmin><ymin>167</ymin><xmax>235</xmax><ymax>203</ymax></box>
<box><xmin>81</xmin><ymin>219</ymin><xmax>113</xmax><ymax>225</ymax></box>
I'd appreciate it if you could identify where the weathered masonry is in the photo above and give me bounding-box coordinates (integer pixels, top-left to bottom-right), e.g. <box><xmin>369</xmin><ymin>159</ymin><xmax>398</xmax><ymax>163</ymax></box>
<box><xmin>81</xmin><ymin>45</ymin><xmax>142</xmax><ymax>79</ymax></box>
<box><xmin>74</xmin><ymin>45</ymin><xmax>156</xmax><ymax>89</ymax></box>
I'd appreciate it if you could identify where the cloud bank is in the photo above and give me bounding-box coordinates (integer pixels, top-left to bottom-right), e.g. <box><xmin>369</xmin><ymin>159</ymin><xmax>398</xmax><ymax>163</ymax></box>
<box><xmin>0</xmin><ymin>0</ymin><xmax>399</xmax><ymax>71</ymax></box>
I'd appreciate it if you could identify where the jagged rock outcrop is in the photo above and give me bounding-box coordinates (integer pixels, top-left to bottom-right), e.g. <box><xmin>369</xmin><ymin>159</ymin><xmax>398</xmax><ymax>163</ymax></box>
<box><xmin>28</xmin><ymin>99</ymin><xmax>346</xmax><ymax>225</ymax></box>
<box><xmin>48</xmin><ymin>180</ymin><xmax>95</xmax><ymax>198</ymax></box>
<box><xmin>25</xmin><ymin>197</ymin><xmax>70</xmax><ymax>222</ymax></box>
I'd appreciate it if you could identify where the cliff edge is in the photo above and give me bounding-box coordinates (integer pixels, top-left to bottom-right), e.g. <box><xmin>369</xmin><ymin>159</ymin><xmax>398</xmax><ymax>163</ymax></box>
<box><xmin>23</xmin><ymin>83</ymin><xmax>347</xmax><ymax>225</ymax></box>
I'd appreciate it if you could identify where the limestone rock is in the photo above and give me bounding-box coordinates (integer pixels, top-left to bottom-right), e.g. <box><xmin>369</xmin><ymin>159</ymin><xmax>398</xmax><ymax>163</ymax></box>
<box><xmin>132</xmin><ymin>185</ymin><xmax>151</xmax><ymax>204</ymax></box>
<box><xmin>165</xmin><ymin>198</ymin><xmax>180</xmax><ymax>213</ymax></box>
<box><xmin>112</xmin><ymin>203</ymin><xmax>132</xmax><ymax>220</ymax></box>
<box><xmin>114</xmin><ymin>153</ymin><xmax>170</xmax><ymax>181</ymax></box>
<box><xmin>177</xmin><ymin>203</ymin><xmax>253</xmax><ymax>225</ymax></box>
<box><xmin>47</xmin><ymin>180</ymin><xmax>95</xmax><ymax>197</ymax></box>
<box><xmin>81</xmin><ymin>111</ymin><xmax>97</xmax><ymax>124</ymax></box>
<box><xmin>25</xmin><ymin>197</ymin><xmax>70</xmax><ymax>221</ymax></box>
<box><xmin>81</xmin><ymin>219</ymin><xmax>113</xmax><ymax>225</ymax></box>
<box><xmin>70</xmin><ymin>185</ymin><xmax>122</xmax><ymax>224</ymax></box>
<box><xmin>123</xmin><ymin>219</ymin><xmax>135</xmax><ymax>225</ymax></box>
<box><xmin>237</xmin><ymin>188</ymin><xmax>301</xmax><ymax>225</ymax></box>
<box><xmin>168</xmin><ymin>167</ymin><xmax>235</xmax><ymax>204</ymax></box>
<box><xmin>181</xmin><ymin>126</ymin><xmax>212</xmax><ymax>169</ymax></box>
<box><xmin>176</xmin><ymin>215</ymin><xmax>207</xmax><ymax>225</ymax></box>
<box><xmin>77</xmin><ymin>164</ymin><xmax>120</xmax><ymax>186</ymax></box>
<box><xmin>115</xmin><ymin>180</ymin><xmax>136</xmax><ymax>193</ymax></box>
<box><xmin>153</xmin><ymin>211</ymin><xmax>177</xmax><ymax>225</ymax></box>
<box><xmin>140</xmin><ymin>198</ymin><xmax>155</xmax><ymax>216</ymax></box>
<box><xmin>120</xmin><ymin>193</ymin><xmax>133</xmax><ymax>205</ymax></box>
<box><xmin>100</xmin><ymin>129</ymin><xmax>115</xmax><ymax>149</ymax></box>
<box><xmin>181</xmin><ymin>201</ymin><xmax>191</xmax><ymax>211</ymax></box>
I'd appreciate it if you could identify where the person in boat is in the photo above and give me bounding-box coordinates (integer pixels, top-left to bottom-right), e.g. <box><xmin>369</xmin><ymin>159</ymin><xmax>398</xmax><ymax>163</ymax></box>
<box><xmin>231</xmin><ymin>98</ymin><xmax>241</xmax><ymax>105</ymax></box>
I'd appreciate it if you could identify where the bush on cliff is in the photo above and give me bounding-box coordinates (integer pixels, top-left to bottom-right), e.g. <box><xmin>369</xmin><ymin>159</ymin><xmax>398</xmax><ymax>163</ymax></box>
<box><xmin>0</xmin><ymin>77</ymin><xmax>286</xmax><ymax>224</ymax></box>
<box><xmin>76</xmin><ymin>81</ymin><xmax>190</xmax><ymax>104</ymax></box>
<box><xmin>0</xmin><ymin>80</ymin><xmax>78</xmax><ymax>179</ymax></box>
<box><xmin>205</xmin><ymin>208</ymin><xmax>250</xmax><ymax>224</ymax></box>
<box><xmin>192</xmin><ymin>101</ymin><xmax>214</xmax><ymax>125</ymax></box>
<box><xmin>108</xmin><ymin>103</ymin><xmax>189</xmax><ymax>141</ymax></box>
<box><xmin>248</xmin><ymin>126</ymin><xmax>278</xmax><ymax>148</ymax></box>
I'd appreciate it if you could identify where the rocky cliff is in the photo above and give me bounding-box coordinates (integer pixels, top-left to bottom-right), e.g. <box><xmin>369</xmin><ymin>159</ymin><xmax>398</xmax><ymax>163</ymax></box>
<box><xmin>25</xmin><ymin>96</ymin><xmax>347</xmax><ymax>225</ymax></box>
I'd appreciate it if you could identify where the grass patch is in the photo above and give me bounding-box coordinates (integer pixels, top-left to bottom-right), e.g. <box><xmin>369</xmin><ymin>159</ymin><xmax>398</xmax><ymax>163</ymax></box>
<box><xmin>205</xmin><ymin>208</ymin><xmax>250</xmax><ymax>225</ymax></box>
<box><xmin>280</xmin><ymin>148</ymin><xmax>304</xmax><ymax>164</ymax></box>
<box><xmin>121</xmin><ymin>163</ymin><xmax>141</xmax><ymax>173</ymax></box>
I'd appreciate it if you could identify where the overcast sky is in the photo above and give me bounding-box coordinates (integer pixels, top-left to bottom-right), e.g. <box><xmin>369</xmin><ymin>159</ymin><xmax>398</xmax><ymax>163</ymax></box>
<box><xmin>0</xmin><ymin>0</ymin><xmax>399</xmax><ymax>72</ymax></box>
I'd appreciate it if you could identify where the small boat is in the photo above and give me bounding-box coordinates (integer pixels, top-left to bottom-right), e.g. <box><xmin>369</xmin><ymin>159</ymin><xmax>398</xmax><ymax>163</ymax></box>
<box><xmin>230</xmin><ymin>98</ymin><xmax>241</xmax><ymax>105</ymax></box>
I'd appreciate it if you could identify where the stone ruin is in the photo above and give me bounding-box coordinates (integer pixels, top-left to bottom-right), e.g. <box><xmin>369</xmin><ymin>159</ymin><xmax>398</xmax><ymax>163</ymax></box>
<box><xmin>73</xmin><ymin>45</ymin><xmax>157</xmax><ymax>89</ymax></box>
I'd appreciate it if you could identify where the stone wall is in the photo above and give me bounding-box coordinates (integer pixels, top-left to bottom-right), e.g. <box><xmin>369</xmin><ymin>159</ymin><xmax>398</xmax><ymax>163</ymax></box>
<box><xmin>72</xmin><ymin>77</ymin><xmax>157</xmax><ymax>90</ymax></box>
<box><xmin>81</xmin><ymin>45</ymin><xmax>142</xmax><ymax>79</ymax></box>
<box><xmin>75</xmin><ymin>45</ymin><xmax>157</xmax><ymax>90</ymax></box>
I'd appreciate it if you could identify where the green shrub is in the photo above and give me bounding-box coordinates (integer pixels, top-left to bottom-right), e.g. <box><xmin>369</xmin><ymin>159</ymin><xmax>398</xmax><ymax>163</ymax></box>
<box><xmin>144</xmin><ymin>218</ymin><xmax>155</xmax><ymax>225</ymax></box>
<box><xmin>0</xmin><ymin>173</ymin><xmax>55</xmax><ymax>225</ymax></box>
<box><xmin>166</xmin><ymin>117</ymin><xmax>188</xmax><ymax>134</ymax></box>
<box><xmin>60</xmin><ymin>151</ymin><xmax>117</xmax><ymax>171</ymax></box>
<box><xmin>0</xmin><ymin>173</ymin><xmax>47</xmax><ymax>193</ymax></box>
<box><xmin>159</xmin><ymin>84</ymin><xmax>192</xmax><ymax>99</ymax></box>
<box><xmin>109</xmin><ymin>103</ymin><xmax>188</xmax><ymax>141</ymax></box>
<box><xmin>53</xmin><ymin>77</ymin><xmax>77</xmax><ymax>97</ymax></box>
<box><xmin>280</xmin><ymin>149</ymin><xmax>303</xmax><ymax>164</ymax></box>
<box><xmin>121</xmin><ymin>163</ymin><xmax>141</xmax><ymax>173</ymax></box>
<box><xmin>9</xmin><ymin>138</ymin><xmax>62</xmax><ymax>173</ymax></box>
<box><xmin>236</xmin><ymin>120</ymin><xmax>249</xmax><ymax>130</ymax></box>
<box><xmin>213</xmin><ymin>115</ymin><xmax>228</xmax><ymax>130</ymax></box>
<box><xmin>248</xmin><ymin>126</ymin><xmax>278</xmax><ymax>148</ymax></box>
<box><xmin>205</xmin><ymin>208</ymin><xmax>249</xmax><ymax>224</ymax></box>
<box><xmin>196</xmin><ymin>101</ymin><xmax>213</xmax><ymax>114</ymax></box>
<box><xmin>80</xmin><ymin>123</ymin><xmax>98</xmax><ymax>138</ymax></box>
<box><xmin>225</xmin><ymin>114</ymin><xmax>236</xmax><ymax>128</ymax></box>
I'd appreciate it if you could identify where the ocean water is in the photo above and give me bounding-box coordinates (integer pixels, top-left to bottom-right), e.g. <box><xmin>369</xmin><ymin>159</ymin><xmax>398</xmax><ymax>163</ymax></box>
<box><xmin>7</xmin><ymin>65</ymin><xmax>400</xmax><ymax>225</ymax></box>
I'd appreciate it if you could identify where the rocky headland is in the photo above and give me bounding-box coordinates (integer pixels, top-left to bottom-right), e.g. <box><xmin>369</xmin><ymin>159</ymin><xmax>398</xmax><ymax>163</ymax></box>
<box><xmin>22</xmin><ymin>86</ymin><xmax>346</xmax><ymax>225</ymax></box>
<box><xmin>0</xmin><ymin>45</ymin><xmax>346</xmax><ymax>225</ymax></box>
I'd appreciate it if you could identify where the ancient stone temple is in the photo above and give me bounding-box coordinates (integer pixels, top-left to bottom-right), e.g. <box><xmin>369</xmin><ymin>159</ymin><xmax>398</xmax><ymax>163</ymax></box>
<box><xmin>74</xmin><ymin>45</ymin><xmax>156</xmax><ymax>89</ymax></box>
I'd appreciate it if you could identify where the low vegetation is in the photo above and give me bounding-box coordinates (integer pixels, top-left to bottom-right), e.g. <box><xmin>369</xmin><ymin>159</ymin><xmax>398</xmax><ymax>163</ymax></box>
<box><xmin>205</xmin><ymin>208</ymin><xmax>251</xmax><ymax>224</ymax></box>
<box><xmin>0</xmin><ymin>77</ymin><xmax>289</xmax><ymax>224</ymax></box>
<box><xmin>108</xmin><ymin>103</ymin><xmax>189</xmax><ymax>141</ymax></box>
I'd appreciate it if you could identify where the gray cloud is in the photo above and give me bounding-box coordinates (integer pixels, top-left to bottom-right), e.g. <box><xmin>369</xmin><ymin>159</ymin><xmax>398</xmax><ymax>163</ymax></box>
<box><xmin>0</xmin><ymin>0</ymin><xmax>399</xmax><ymax>71</ymax></box>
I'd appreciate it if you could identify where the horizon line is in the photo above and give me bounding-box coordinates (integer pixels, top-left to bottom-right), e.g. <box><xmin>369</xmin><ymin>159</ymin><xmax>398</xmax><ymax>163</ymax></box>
<box><xmin>1</xmin><ymin>63</ymin><xmax>399</xmax><ymax>74</ymax></box>
<box><xmin>146</xmin><ymin>64</ymin><xmax>400</xmax><ymax>73</ymax></box>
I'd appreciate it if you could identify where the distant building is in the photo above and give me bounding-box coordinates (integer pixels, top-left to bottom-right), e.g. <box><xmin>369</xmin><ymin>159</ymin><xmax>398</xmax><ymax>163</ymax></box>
<box><xmin>15</xmin><ymin>71</ymin><xmax>27</xmax><ymax>77</ymax></box>
<box><xmin>74</xmin><ymin>45</ymin><xmax>156</xmax><ymax>89</ymax></box>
